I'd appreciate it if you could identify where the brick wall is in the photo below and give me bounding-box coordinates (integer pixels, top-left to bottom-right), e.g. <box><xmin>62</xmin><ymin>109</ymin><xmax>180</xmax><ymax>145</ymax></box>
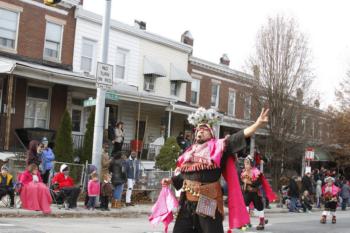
<box><xmin>187</xmin><ymin>62</ymin><xmax>256</xmax><ymax>121</ymax></box>
<box><xmin>0</xmin><ymin>0</ymin><xmax>77</xmax><ymax>70</ymax></box>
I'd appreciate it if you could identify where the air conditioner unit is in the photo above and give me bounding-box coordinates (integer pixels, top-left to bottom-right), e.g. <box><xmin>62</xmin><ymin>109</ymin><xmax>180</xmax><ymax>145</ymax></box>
<box><xmin>144</xmin><ymin>82</ymin><xmax>154</xmax><ymax>91</ymax></box>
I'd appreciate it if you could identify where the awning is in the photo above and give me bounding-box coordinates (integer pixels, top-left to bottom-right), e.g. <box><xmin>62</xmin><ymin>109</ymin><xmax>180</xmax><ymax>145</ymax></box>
<box><xmin>143</xmin><ymin>56</ymin><xmax>167</xmax><ymax>77</ymax></box>
<box><xmin>170</xmin><ymin>64</ymin><xmax>192</xmax><ymax>83</ymax></box>
<box><xmin>314</xmin><ymin>148</ymin><xmax>333</xmax><ymax>161</ymax></box>
<box><xmin>0</xmin><ymin>60</ymin><xmax>15</xmax><ymax>74</ymax></box>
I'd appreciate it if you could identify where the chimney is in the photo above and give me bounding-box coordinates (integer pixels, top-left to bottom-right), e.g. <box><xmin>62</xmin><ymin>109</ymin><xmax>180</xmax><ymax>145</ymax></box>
<box><xmin>220</xmin><ymin>54</ymin><xmax>230</xmax><ymax>66</ymax></box>
<box><xmin>134</xmin><ymin>20</ymin><xmax>146</xmax><ymax>30</ymax></box>
<box><xmin>296</xmin><ymin>88</ymin><xmax>303</xmax><ymax>103</ymax></box>
<box><xmin>314</xmin><ymin>99</ymin><xmax>320</xmax><ymax>108</ymax></box>
<box><xmin>181</xmin><ymin>31</ymin><xmax>194</xmax><ymax>46</ymax></box>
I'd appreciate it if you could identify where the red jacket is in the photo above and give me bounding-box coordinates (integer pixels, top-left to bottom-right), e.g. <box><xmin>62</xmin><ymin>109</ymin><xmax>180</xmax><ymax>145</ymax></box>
<box><xmin>52</xmin><ymin>172</ymin><xmax>75</xmax><ymax>189</ymax></box>
<box><xmin>19</xmin><ymin>170</ymin><xmax>42</xmax><ymax>186</ymax></box>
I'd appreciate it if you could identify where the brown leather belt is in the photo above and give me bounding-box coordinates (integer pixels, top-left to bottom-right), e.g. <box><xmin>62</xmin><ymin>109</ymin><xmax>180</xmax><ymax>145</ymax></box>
<box><xmin>182</xmin><ymin>180</ymin><xmax>224</xmax><ymax>217</ymax></box>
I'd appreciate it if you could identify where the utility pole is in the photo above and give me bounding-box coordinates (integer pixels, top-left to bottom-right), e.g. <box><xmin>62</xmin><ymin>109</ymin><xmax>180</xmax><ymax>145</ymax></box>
<box><xmin>91</xmin><ymin>0</ymin><xmax>112</xmax><ymax>174</ymax></box>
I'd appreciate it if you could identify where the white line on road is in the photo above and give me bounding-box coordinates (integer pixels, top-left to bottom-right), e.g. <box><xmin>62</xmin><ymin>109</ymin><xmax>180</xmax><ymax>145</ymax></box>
<box><xmin>0</xmin><ymin>223</ymin><xmax>15</xmax><ymax>227</ymax></box>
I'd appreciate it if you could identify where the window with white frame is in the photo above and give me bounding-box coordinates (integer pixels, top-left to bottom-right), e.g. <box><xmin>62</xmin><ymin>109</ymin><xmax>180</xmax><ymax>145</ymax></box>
<box><xmin>228</xmin><ymin>90</ymin><xmax>236</xmax><ymax>116</ymax></box>
<box><xmin>24</xmin><ymin>86</ymin><xmax>50</xmax><ymax>128</ymax></box>
<box><xmin>44</xmin><ymin>22</ymin><xmax>63</xmax><ymax>60</ymax></box>
<box><xmin>115</xmin><ymin>48</ymin><xmax>128</xmax><ymax>79</ymax></box>
<box><xmin>170</xmin><ymin>81</ymin><xmax>180</xmax><ymax>96</ymax></box>
<box><xmin>191</xmin><ymin>79</ymin><xmax>200</xmax><ymax>105</ymax></box>
<box><xmin>144</xmin><ymin>76</ymin><xmax>155</xmax><ymax>91</ymax></box>
<box><xmin>0</xmin><ymin>8</ymin><xmax>19</xmax><ymax>50</ymax></box>
<box><xmin>244</xmin><ymin>95</ymin><xmax>252</xmax><ymax>120</ymax></box>
<box><xmin>80</xmin><ymin>38</ymin><xmax>96</xmax><ymax>73</ymax></box>
<box><xmin>211</xmin><ymin>83</ymin><xmax>220</xmax><ymax>108</ymax></box>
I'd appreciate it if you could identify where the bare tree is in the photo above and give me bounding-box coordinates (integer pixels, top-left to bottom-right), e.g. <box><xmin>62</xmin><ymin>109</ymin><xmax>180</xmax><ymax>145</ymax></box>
<box><xmin>335</xmin><ymin>71</ymin><xmax>350</xmax><ymax>111</ymax></box>
<box><xmin>249</xmin><ymin>16</ymin><xmax>314</xmax><ymax>183</ymax></box>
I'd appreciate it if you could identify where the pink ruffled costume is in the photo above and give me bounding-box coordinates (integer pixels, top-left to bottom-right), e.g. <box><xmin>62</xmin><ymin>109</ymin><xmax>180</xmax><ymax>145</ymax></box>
<box><xmin>19</xmin><ymin>170</ymin><xmax>52</xmax><ymax>214</ymax></box>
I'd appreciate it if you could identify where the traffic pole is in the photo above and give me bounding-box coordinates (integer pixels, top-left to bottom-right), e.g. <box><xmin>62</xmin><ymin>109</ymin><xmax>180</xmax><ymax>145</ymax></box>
<box><xmin>91</xmin><ymin>0</ymin><xmax>112</xmax><ymax>174</ymax></box>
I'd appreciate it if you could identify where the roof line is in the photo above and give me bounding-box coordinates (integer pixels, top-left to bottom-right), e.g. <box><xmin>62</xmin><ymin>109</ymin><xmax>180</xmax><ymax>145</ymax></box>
<box><xmin>75</xmin><ymin>7</ymin><xmax>193</xmax><ymax>54</ymax></box>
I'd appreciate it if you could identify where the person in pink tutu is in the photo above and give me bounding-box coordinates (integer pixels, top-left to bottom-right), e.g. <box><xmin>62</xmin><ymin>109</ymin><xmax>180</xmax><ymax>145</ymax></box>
<box><xmin>19</xmin><ymin>163</ymin><xmax>52</xmax><ymax>214</ymax></box>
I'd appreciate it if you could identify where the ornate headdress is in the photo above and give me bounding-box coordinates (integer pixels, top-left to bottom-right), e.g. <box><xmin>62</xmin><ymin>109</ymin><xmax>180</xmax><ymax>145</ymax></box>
<box><xmin>187</xmin><ymin>107</ymin><xmax>221</xmax><ymax>138</ymax></box>
<box><xmin>187</xmin><ymin>107</ymin><xmax>221</xmax><ymax>128</ymax></box>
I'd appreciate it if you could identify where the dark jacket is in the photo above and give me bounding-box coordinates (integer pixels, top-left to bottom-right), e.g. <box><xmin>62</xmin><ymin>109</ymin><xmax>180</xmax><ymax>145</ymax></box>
<box><xmin>101</xmin><ymin>182</ymin><xmax>113</xmax><ymax>197</ymax></box>
<box><xmin>125</xmin><ymin>157</ymin><xmax>140</xmax><ymax>180</ymax></box>
<box><xmin>302</xmin><ymin>175</ymin><xmax>313</xmax><ymax>194</ymax></box>
<box><xmin>109</xmin><ymin>158</ymin><xmax>126</xmax><ymax>186</ymax></box>
<box><xmin>288</xmin><ymin>179</ymin><xmax>300</xmax><ymax>198</ymax></box>
<box><xmin>26</xmin><ymin>140</ymin><xmax>42</xmax><ymax>167</ymax></box>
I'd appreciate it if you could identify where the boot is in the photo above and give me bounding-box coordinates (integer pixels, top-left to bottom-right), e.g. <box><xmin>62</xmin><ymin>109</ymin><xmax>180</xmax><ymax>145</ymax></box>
<box><xmin>332</xmin><ymin>216</ymin><xmax>336</xmax><ymax>224</ymax></box>
<box><xmin>320</xmin><ymin>215</ymin><xmax>326</xmax><ymax>224</ymax></box>
<box><xmin>115</xmin><ymin>200</ymin><xmax>123</xmax><ymax>209</ymax></box>
<box><xmin>256</xmin><ymin>218</ymin><xmax>265</xmax><ymax>230</ymax></box>
<box><xmin>111</xmin><ymin>200</ymin><xmax>118</xmax><ymax>208</ymax></box>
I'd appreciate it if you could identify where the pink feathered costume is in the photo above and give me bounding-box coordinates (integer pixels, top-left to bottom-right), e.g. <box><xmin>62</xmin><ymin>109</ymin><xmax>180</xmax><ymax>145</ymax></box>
<box><xmin>19</xmin><ymin>170</ymin><xmax>52</xmax><ymax>214</ymax></box>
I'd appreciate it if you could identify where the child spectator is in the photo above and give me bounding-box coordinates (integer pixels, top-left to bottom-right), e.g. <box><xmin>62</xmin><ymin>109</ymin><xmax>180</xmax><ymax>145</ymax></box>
<box><xmin>0</xmin><ymin>165</ymin><xmax>14</xmax><ymax>208</ymax></box>
<box><xmin>100</xmin><ymin>173</ymin><xmax>113</xmax><ymax>211</ymax></box>
<box><xmin>87</xmin><ymin>173</ymin><xmax>100</xmax><ymax>210</ymax></box>
<box><xmin>301</xmin><ymin>190</ymin><xmax>313</xmax><ymax>213</ymax></box>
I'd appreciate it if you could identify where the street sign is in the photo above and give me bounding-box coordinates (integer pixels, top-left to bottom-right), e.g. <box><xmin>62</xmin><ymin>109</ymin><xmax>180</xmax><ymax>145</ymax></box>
<box><xmin>83</xmin><ymin>98</ymin><xmax>96</xmax><ymax>107</ymax></box>
<box><xmin>106</xmin><ymin>91</ymin><xmax>118</xmax><ymax>101</ymax></box>
<box><xmin>305</xmin><ymin>147</ymin><xmax>315</xmax><ymax>161</ymax></box>
<box><xmin>96</xmin><ymin>62</ymin><xmax>113</xmax><ymax>87</ymax></box>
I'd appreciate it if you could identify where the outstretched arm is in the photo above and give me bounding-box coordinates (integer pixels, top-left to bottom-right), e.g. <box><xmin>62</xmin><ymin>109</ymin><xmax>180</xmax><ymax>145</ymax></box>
<box><xmin>243</xmin><ymin>108</ymin><xmax>269</xmax><ymax>138</ymax></box>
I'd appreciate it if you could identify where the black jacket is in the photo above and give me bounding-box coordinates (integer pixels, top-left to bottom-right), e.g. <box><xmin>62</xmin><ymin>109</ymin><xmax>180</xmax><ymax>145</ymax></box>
<box><xmin>109</xmin><ymin>158</ymin><xmax>126</xmax><ymax>186</ymax></box>
<box><xmin>288</xmin><ymin>179</ymin><xmax>300</xmax><ymax>198</ymax></box>
<box><xmin>302</xmin><ymin>176</ymin><xmax>313</xmax><ymax>194</ymax></box>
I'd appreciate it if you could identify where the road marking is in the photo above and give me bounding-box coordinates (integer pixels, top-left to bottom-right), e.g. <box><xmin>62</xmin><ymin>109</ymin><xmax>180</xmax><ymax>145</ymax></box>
<box><xmin>0</xmin><ymin>223</ymin><xmax>15</xmax><ymax>227</ymax></box>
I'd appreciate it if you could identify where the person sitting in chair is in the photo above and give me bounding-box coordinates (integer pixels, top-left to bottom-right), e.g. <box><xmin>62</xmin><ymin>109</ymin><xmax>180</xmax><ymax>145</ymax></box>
<box><xmin>52</xmin><ymin>164</ymin><xmax>80</xmax><ymax>209</ymax></box>
<box><xmin>0</xmin><ymin>165</ymin><xmax>14</xmax><ymax>208</ymax></box>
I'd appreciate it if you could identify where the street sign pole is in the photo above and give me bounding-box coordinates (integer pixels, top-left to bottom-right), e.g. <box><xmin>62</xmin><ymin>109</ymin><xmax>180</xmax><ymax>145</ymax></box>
<box><xmin>91</xmin><ymin>0</ymin><xmax>112</xmax><ymax>174</ymax></box>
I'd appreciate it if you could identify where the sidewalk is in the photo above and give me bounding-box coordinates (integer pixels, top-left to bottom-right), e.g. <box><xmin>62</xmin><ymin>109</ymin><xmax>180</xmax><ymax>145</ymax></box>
<box><xmin>0</xmin><ymin>202</ymin><xmax>325</xmax><ymax>218</ymax></box>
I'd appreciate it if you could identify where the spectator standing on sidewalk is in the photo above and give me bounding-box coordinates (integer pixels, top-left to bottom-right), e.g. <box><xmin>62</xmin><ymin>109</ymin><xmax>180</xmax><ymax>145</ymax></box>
<box><xmin>112</xmin><ymin>122</ymin><xmax>125</xmax><ymax>153</ymax></box>
<box><xmin>109</xmin><ymin>151</ymin><xmax>126</xmax><ymax>208</ymax></box>
<box><xmin>125</xmin><ymin>151</ymin><xmax>140</xmax><ymax>206</ymax></box>
<box><xmin>100</xmin><ymin>173</ymin><xmax>113</xmax><ymax>211</ymax></box>
<box><xmin>302</xmin><ymin>172</ymin><xmax>313</xmax><ymax>195</ymax></box>
<box><xmin>101</xmin><ymin>143</ymin><xmax>111</xmax><ymax>179</ymax></box>
<box><xmin>316</xmin><ymin>180</ymin><xmax>322</xmax><ymax>208</ymax></box>
<box><xmin>40</xmin><ymin>137</ymin><xmax>55</xmax><ymax>184</ymax></box>
<box><xmin>288</xmin><ymin>176</ymin><xmax>300</xmax><ymax>212</ymax></box>
<box><xmin>340</xmin><ymin>179</ymin><xmax>350</xmax><ymax>211</ymax></box>
<box><xmin>87</xmin><ymin>173</ymin><xmax>100</xmax><ymax>210</ymax></box>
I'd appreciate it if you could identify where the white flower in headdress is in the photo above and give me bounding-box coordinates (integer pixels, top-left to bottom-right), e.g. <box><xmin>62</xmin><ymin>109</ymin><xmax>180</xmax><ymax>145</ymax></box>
<box><xmin>187</xmin><ymin>107</ymin><xmax>221</xmax><ymax>127</ymax></box>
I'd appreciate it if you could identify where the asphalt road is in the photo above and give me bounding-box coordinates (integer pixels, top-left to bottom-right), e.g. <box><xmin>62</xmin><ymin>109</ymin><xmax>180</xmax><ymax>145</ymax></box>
<box><xmin>0</xmin><ymin>210</ymin><xmax>349</xmax><ymax>233</ymax></box>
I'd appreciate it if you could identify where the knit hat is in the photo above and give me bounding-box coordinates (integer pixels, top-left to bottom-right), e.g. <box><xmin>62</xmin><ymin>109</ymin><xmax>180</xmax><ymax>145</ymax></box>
<box><xmin>60</xmin><ymin>164</ymin><xmax>69</xmax><ymax>172</ymax></box>
<box><xmin>1</xmin><ymin>164</ymin><xmax>9</xmax><ymax>171</ymax></box>
<box><xmin>41</xmin><ymin>137</ymin><xmax>49</xmax><ymax>144</ymax></box>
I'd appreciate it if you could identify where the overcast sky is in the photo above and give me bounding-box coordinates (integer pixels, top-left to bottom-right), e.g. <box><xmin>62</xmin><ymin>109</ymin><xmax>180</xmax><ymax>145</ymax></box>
<box><xmin>83</xmin><ymin>0</ymin><xmax>350</xmax><ymax>108</ymax></box>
